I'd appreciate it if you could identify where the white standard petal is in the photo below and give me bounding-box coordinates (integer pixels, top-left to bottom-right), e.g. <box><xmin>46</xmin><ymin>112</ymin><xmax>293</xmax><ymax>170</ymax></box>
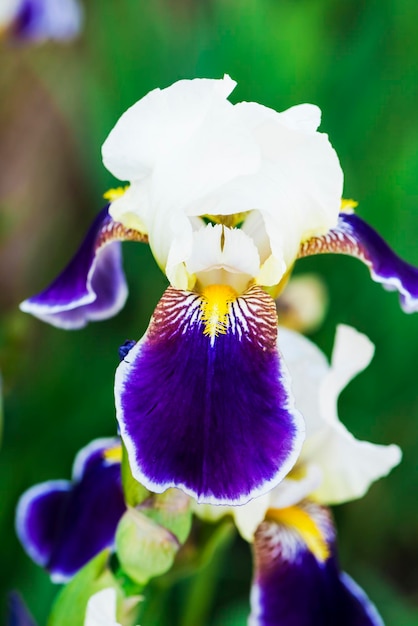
<box><xmin>102</xmin><ymin>75</ymin><xmax>237</xmax><ymax>182</ymax></box>
<box><xmin>84</xmin><ymin>589</ymin><xmax>121</xmax><ymax>626</ymax></box>
<box><xmin>277</xmin><ymin>103</ymin><xmax>322</xmax><ymax>133</ymax></box>
<box><xmin>234</xmin><ymin>100</ymin><xmax>343</xmax><ymax>270</ymax></box>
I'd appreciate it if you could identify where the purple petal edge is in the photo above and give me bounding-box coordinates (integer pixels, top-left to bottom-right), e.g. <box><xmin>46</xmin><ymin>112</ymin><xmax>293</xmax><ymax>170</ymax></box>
<box><xmin>299</xmin><ymin>212</ymin><xmax>418</xmax><ymax>313</ymax></box>
<box><xmin>19</xmin><ymin>206</ymin><xmax>142</xmax><ymax>329</ymax></box>
<box><xmin>115</xmin><ymin>286</ymin><xmax>304</xmax><ymax>505</ymax></box>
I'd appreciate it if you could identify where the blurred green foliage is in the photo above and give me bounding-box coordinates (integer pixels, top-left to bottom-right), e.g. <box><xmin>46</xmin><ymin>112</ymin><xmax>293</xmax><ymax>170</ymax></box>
<box><xmin>1</xmin><ymin>0</ymin><xmax>418</xmax><ymax>623</ymax></box>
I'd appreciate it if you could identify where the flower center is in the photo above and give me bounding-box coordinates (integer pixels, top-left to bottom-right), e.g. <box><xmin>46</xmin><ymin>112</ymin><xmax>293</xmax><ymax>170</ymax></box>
<box><xmin>200</xmin><ymin>284</ymin><xmax>238</xmax><ymax>339</ymax></box>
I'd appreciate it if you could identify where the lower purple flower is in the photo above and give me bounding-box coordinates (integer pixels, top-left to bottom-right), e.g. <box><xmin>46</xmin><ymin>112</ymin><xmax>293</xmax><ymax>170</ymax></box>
<box><xmin>299</xmin><ymin>212</ymin><xmax>418</xmax><ymax>313</ymax></box>
<box><xmin>249</xmin><ymin>501</ymin><xmax>384</xmax><ymax>626</ymax></box>
<box><xmin>15</xmin><ymin>438</ymin><xmax>125</xmax><ymax>583</ymax></box>
<box><xmin>115</xmin><ymin>284</ymin><xmax>305</xmax><ymax>505</ymax></box>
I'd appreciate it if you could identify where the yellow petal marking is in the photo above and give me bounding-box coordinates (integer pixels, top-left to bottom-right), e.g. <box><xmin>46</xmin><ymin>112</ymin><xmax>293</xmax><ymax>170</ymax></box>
<box><xmin>103</xmin><ymin>186</ymin><xmax>130</xmax><ymax>201</ymax></box>
<box><xmin>103</xmin><ymin>444</ymin><xmax>122</xmax><ymax>465</ymax></box>
<box><xmin>203</xmin><ymin>212</ymin><xmax>251</xmax><ymax>228</ymax></box>
<box><xmin>266</xmin><ymin>505</ymin><xmax>330</xmax><ymax>563</ymax></box>
<box><xmin>200</xmin><ymin>284</ymin><xmax>238</xmax><ymax>339</ymax></box>
<box><xmin>340</xmin><ymin>198</ymin><xmax>358</xmax><ymax>213</ymax></box>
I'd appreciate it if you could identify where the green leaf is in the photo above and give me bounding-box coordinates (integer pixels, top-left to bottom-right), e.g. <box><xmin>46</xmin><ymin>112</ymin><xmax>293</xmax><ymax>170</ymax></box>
<box><xmin>47</xmin><ymin>550</ymin><xmax>118</xmax><ymax>626</ymax></box>
<box><xmin>116</xmin><ymin>508</ymin><xmax>180</xmax><ymax>585</ymax></box>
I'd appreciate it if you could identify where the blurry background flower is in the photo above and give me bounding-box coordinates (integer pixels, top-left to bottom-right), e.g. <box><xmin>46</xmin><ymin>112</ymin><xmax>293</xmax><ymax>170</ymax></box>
<box><xmin>2</xmin><ymin>1</ymin><xmax>418</xmax><ymax>625</ymax></box>
<box><xmin>0</xmin><ymin>0</ymin><xmax>83</xmax><ymax>43</ymax></box>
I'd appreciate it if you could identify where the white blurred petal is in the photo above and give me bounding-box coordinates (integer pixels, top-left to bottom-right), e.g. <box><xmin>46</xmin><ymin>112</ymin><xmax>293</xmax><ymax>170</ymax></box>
<box><xmin>0</xmin><ymin>0</ymin><xmax>19</xmax><ymax>26</ymax></box>
<box><xmin>278</xmin><ymin>325</ymin><xmax>402</xmax><ymax>505</ymax></box>
<box><xmin>268</xmin><ymin>464</ymin><xmax>322</xmax><ymax>509</ymax></box>
<box><xmin>84</xmin><ymin>589</ymin><xmax>121</xmax><ymax>626</ymax></box>
<box><xmin>307</xmin><ymin>429</ymin><xmax>402</xmax><ymax>505</ymax></box>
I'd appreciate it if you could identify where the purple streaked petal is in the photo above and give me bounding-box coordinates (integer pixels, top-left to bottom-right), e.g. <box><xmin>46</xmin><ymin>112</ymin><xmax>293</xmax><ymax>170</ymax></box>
<box><xmin>115</xmin><ymin>285</ymin><xmax>304</xmax><ymax>505</ymax></box>
<box><xmin>298</xmin><ymin>212</ymin><xmax>418</xmax><ymax>313</ymax></box>
<box><xmin>15</xmin><ymin>438</ymin><xmax>125</xmax><ymax>583</ymax></box>
<box><xmin>249</xmin><ymin>501</ymin><xmax>384</xmax><ymax>626</ymax></box>
<box><xmin>12</xmin><ymin>0</ymin><xmax>83</xmax><ymax>42</ymax></box>
<box><xmin>20</xmin><ymin>206</ymin><xmax>147</xmax><ymax>329</ymax></box>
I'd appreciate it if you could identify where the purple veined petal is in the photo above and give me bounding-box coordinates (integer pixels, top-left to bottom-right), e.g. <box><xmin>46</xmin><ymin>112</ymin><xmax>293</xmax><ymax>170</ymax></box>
<box><xmin>15</xmin><ymin>438</ymin><xmax>125</xmax><ymax>583</ymax></box>
<box><xmin>249</xmin><ymin>501</ymin><xmax>384</xmax><ymax>626</ymax></box>
<box><xmin>7</xmin><ymin>592</ymin><xmax>37</xmax><ymax>626</ymax></box>
<box><xmin>12</xmin><ymin>0</ymin><xmax>83</xmax><ymax>42</ymax></box>
<box><xmin>20</xmin><ymin>206</ymin><xmax>147</xmax><ymax>330</ymax></box>
<box><xmin>115</xmin><ymin>284</ymin><xmax>305</xmax><ymax>505</ymax></box>
<box><xmin>298</xmin><ymin>211</ymin><xmax>418</xmax><ymax>313</ymax></box>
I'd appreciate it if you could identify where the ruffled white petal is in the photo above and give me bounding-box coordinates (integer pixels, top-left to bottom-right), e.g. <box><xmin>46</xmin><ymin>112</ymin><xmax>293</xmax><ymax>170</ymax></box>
<box><xmin>306</xmin><ymin>427</ymin><xmax>402</xmax><ymax>505</ymax></box>
<box><xmin>102</xmin><ymin>75</ymin><xmax>237</xmax><ymax>181</ymax></box>
<box><xmin>278</xmin><ymin>325</ymin><xmax>402</xmax><ymax>505</ymax></box>
<box><xmin>319</xmin><ymin>324</ymin><xmax>375</xmax><ymax>424</ymax></box>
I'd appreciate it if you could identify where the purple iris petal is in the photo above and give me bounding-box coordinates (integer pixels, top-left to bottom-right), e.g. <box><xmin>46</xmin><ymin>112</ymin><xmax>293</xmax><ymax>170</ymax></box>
<box><xmin>15</xmin><ymin>438</ymin><xmax>125</xmax><ymax>583</ymax></box>
<box><xmin>249</xmin><ymin>502</ymin><xmax>383</xmax><ymax>626</ymax></box>
<box><xmin>20</xmin><ymin>206</ymin><xmax>146</xmax><ymax>329</ymax></box>
<box><xmin>12</xmin><ymin>0</ymin><xmax>83</xmax><ymax>42</ymax></box>
<box><xmin>115</xmin><ymin>285</ymin><xmax>304</xmax><ymax>505</ymax></box>
<box><xmin>299</xmin><ymin>212</ymin><xmax>418</xmax><ymax>313</ymax></box>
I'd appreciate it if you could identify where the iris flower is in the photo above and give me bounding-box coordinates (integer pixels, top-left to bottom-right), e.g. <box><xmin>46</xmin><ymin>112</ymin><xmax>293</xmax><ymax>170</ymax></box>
<box><xmin>20</xmin><ymin>76</ymin><xmax>417</xmax><ymax>505</ymax></box>
<box><xmin>0</xmin><ymin>0</ymin><xmax>82</xmax><ymax>42</ymax></box>
<box><xmin>16</xmin><ymin>438</ymin><xmax>125</xmax><ymax>582</ymax></box>
<box><xmin>197</xmin><ymin>325</ymin><xmax>400</xmax><ymax>625</ymax></box>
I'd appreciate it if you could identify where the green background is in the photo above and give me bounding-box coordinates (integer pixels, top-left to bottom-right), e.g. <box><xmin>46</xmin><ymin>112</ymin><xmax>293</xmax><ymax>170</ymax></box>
<box><xmin>1</xmin><ymin>0</ymin><xmax>418</xmax><ymax>623</ymax></box>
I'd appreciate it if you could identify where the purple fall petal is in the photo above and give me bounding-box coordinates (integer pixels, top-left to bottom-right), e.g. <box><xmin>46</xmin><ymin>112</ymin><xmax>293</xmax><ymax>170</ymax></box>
<box><xmin>298</xmin><ymin>212</ymin><xmax>418</xmax><ymax>313</ymax></box>
<box><xmin>15</xmin><ymin>438</ymin><xmax>125</xmax><ymax>583</ymax></box>
<box><xmin>20</xmin><ymin>206</ymin><xmax>146</xmax><ymax>329</ymax></box>
<box><xmin>115</xmin><ymin>285</ymin><xmax>304</xmax><ymax>505</ymax></box>
<box><xmin>249</xmin><ymin>502</ymin><xmax>384</xmax><ymax>626</ymax></box>
<box><xmin>12</xmin><ymin>0</ymin><xmax>83</xmax><ymax>42</ymax></box>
